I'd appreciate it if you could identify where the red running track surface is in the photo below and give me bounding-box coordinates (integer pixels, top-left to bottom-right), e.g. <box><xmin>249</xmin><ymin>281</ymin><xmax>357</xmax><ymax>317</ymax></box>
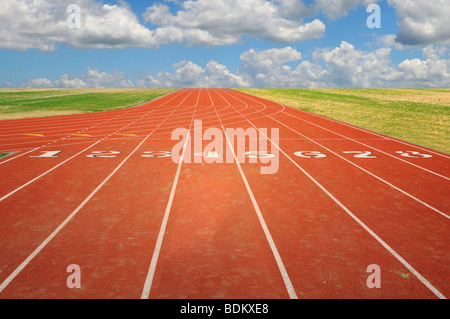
<box><xmin>0</xmin><ymin>88</ymin><xmax>448</xmax><ymax>299</ymax></box>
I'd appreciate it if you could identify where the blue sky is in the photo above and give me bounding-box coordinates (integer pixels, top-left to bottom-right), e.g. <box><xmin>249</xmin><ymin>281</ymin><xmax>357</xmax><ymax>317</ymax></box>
<box><xmin>1</xmin><ymin>0</ymin><xmax>449</xmax><ymax>88</ymax></box>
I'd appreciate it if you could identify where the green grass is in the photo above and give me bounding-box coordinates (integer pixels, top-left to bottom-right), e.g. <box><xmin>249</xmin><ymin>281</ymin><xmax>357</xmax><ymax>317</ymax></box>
<box><xmin>0</xmin><ymin>88</ymin><xmax>175</xmax><ymax>120</ymax></box>
<box><xmin>0</xmin><ymin>153</ymin><xmax>7</xmax><ymax>158</ymax></box>
<box><xmin>236</xmin><ymin>88</ymin><xmax>450</xmax><ymax>154</ymax></box>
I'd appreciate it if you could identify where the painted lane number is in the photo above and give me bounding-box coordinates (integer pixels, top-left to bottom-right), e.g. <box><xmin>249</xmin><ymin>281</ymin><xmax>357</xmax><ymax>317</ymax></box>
<box><xmin>294</xmin><ymin>151</ymin><xmax>327</xmax><ymax>158</ymax></box>
<box><xmin>343</xmin><ymin>151</ymin><xmax>377</xmax><ymax>158</ymax></box>
<box><xmin>28</xmin><ymin>150</ymin><xmax>434</xmax><ymax>160</ymax></box>
<box><xmin>396</xmin><ymin>151</ymin><xmax>433</xmax><ymax>158</ymax></box>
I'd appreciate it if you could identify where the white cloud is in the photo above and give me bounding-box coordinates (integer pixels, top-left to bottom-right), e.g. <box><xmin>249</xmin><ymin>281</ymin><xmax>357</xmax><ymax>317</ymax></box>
<box><xmin>143</xmin><ymin>0</ymin><xmax>326</xmax><ymax>45</ymax></box>
<box><xmin>314</xmin><ymin>0</ymin><xmax>376</xmax><ymax>20</ymax></box>
<box><xmin>313</xmin><ymin>41</ymin><xmax>399</xmax><ymax>87</ymax></box>
<box><xmin>20</xmin><ymin>67</ymin><xmax>134</xmax><ymax>88</ymax></box>
<box><xmin>237</xmin><ymin>43</ymin><xmax>450</xmax><ymax>88</ymax></box>
<box><xmin>0</xmin><ymin>0</ymin><xmax>163</xmax><ymax>51</ymax></box>
<box><xmin>239</xmin><ymin>47</ymin><xmax>302</xmax><ymax>75</ymax></box>
<box><xmin>275</xmin><ymin>0</ymin><xmax>315</xmax><ymax>20</ymax></box>
<box><xmin>2</xmin><ymin>0</ymin><xmax>449</xmax><ymax>52</ymax></box>
<box><xmin>136</xmin><ymin>60</ymin><xmax>250</xmax><ymax>88</ymax></box>
<box><xmin>17</xmin><ymin>43</ymin><xmax>450</xmax><ymax>89</ymax></box>
<box><xmin>388</xmin><ymin>0</ymin><xmax>450</xmax><ymax>45</ymax></box>
<box><xmin>238</xmin><ymin>46</ymin><xmax>305</xmax><ymax>87</ymax></box>
<box><xmin>398</xmin><ymin>46</ymin><xmax>450</xmax><ymax>87</ymax></box>
<box><xmin>0</xmin><ymin>0</ymin><xmax>327</xmax><ymax>51</ymax></box>
<box><xmin>376</xmin><ymin>34</ymin><xmax>414</xmax><ymax>51</ymax></box>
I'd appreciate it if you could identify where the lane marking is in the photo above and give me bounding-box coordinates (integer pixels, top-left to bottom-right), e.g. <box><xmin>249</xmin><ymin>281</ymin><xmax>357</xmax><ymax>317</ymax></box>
<box><xmin>0</xmin><ymin>91</ymin><xmax>185</xmax><ymax>200</ymax></box>
<box><xmin>22</xmin><ymin>134</ymin><xmax>44</xmax><ymax>137</ymax></box>
<box><xmin>141</xmin><ymin>90</ymin><xmax>200</xmax><ymax>299</ymax></box>
<box><xmin>114</xmin><ymin>133</ymin><xmax>139</xmax><ymax>137</ymax></box>
<box><xmin>211</xmin><ymin>89</ymin><xmax>297</xmax><ymax>299</ymax></box>
<box><xmin>281</xmin><ymin>111</ymin><xmax>450</xmax><ymax>180</ymax></box>
<box><xmin>0</xmin><ymin>91</ymin><xmax>191</xmax><ymax>295</ymax></box>
<box><xmin>71</xmin><ymin>134</ymin><xmax>92</xmax><ymax>137</ymax></box>
<box><xmin>219</xmin><ymin>89</ymin><xmax>447</xmax><ymax>299</ymax></box>
<box><xmin>227</xmin><ymin>90</ymin><xmax>450</xmax><ymax>219</ymax></box>
<box><xmin>0</xmin><ymin>90</ymin><xmax>184</xmax><ymax>165</ymax></box>
<box><xmin>267</xmin><ymin>116</ymin><xmax>450</xmax><ymax>220</ymax></box>
<box><xmin>233</xmin><ymin>90</ymin><xmax>450</xmax><ymax>180</ymax></box>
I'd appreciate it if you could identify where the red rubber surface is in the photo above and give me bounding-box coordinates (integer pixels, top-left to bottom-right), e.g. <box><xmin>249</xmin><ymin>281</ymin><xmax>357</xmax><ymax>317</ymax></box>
<box><xmin>0</xmin><ymin>88</ymin><xmax>448</xmax><ymax>299</ymax></box>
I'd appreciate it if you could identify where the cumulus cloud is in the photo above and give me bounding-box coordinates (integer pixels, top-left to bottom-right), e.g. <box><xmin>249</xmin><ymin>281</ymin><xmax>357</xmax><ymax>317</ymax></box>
<box><xmin>0</xmin><ymin>0</ymin><xmax>164</xmax><ymax>51</ymax></box>
<box><xmin>376</xmin><ymin>34</ymin><xmax>414</xmax><ymax>51</ymax></box>
<box><xmin>235</xmin><ymin>43</ymin><xmax>450</xmax><ymax>88</ymax></box>
<box><xmin>398</xmin><ymin>46</ymin><xmax>450</xmax><ymax>87</ymax></box>
<box><xmin>0</xmin><ymin>0</ymin><xmax>327</xmax><ymax>51</ymax></box>
<box><xmin>238</xmin><ymin>47</ymin><xmax>305</xmax><ymax>87</ymax></box>
<box><xmin>143</xmin><ymin>0</ymin><xmax>326</xmax><ymax>45</ymax></box>
<box><xmin>388</xmin><ymin>0</ymin><xmax>450</xmax><ymax>45</ymax></box>
<box><xmin>313</xmin><ymin>41</ymin><xmax>399</xmax><ymax>87</ymax></box>
<box><xmin>239</xmin><ymin>47</ymin><xmax>302</xmax><ymax>75</ymax></box>
<box><xmin>20</xmin><ymin>67</ymin><xmax>134</xmax><ymax>88</ymax></box>
<box><xmin>16</xmin><ymin>43</ymin><xmax>450</xmax><ymax>89</ymax></box>
<box><xmin>136</xmin><ymin>60</ymin><xmax>250</xmax><ymax>88</ymax></box>
<box><xmin>314</xmin><ymin>0</ymin><xmax>376</xmax><ymax>20</ymax></box>
<box><xmin>5</xmin><ymin>0</ymin><xmax>449</xmax><ymax>52</ymax></box>
<box><xmin>275</xmin><ymin>0</ymin><xmax>315</xmax><ymax>20</ymax></box>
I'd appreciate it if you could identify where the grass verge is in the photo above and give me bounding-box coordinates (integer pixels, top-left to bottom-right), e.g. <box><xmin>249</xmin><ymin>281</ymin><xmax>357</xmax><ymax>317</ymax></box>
<box><xmin>0</xmin><ymin>88</ymin><xmax>175</xmax><ymax>120</ymax></box>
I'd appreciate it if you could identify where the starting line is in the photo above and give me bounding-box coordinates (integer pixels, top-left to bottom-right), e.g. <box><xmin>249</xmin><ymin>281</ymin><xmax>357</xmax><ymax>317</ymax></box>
<box><xmin>23</xmin><ymin>149</ymin><xmax>434</xmax><ymax>159</ymax></box>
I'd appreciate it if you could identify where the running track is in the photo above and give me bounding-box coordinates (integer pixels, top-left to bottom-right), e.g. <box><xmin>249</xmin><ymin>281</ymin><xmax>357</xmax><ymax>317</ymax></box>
<box><xmin>0</xmin><ymin>88</ymin><xmax>448</xmax><ymax>299</ymax></box>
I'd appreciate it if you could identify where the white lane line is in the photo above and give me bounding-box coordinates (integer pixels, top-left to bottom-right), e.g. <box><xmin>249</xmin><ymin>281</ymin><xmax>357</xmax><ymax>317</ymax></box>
<box><xmin>140</xmin><ymin>90</ymin><xmax>200</xmax><ymax>299</ymax></box>
<box><xmin>0</xmin><ymin>92</ymin><xmax>185</xmax><ymax>201</ymax></box>
<box><xmin>212</xmin><ymin>89</ymin><xmax>297</xmax><ymax>299</ymax></box>
<box><xmin>225</xmin><ymin>90</ymin><xmax>449</xmax><ymax>220</ymax></box>
<box><xmin>0</xmin><ymin>147</ymin><xmax>41</xmax><ymax>165</ymax></box>
<box><xmin>232</xmin><ymin>90</ymin><xmax>450</xmax><ymax>180</ymax></box>
<box><xmin>0</xmin><ymin>111</ymin><xmax>149</xmax><ymax>202</ymax></box>
<box><xmin>264</xmin><ymin>115</ymin><xmax>450</xmax><ymax>220</ymax></box>
<box><xmin>0</xmin><ymin>90</ymin><xmax>183</xmax><ymax>165</ymax></box>
<box><xmin>0</xmin><ymin>91</ymin><xmax>191</xmax><ymax>295</ymax></box>
<box><xmin>220</xmin><ymin>89</ymin><xmax>446</xmax><ymax>300</ymax></box>
<box><xmin>281</xmin><ymin>111</ymin><xmax>450</xmax><ymax>181</ymax></box>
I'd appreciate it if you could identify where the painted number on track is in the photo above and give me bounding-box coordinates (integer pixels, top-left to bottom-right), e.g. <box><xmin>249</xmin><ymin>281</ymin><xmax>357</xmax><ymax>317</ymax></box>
<box><xmin>30</xmin><ymin>151</ymin><xmax>62</xmax><ymax>158</ymax></box>
<box><xmin>86</xmin><ymin>151</ymin><xmax>121</xmax><ymax>158</ymax></box>
<box><xmin>293</xmin><ymin>151</ymin><xmax>327</xmax><ymax>158</ymax></box>
<box><xmin>395</xmin><ymin>151</ymin><xmax>433</xmax><ymax>158</ymax></box>
<box><xmin>343</xmin><ymin>151</ymin><xmax>377</xmax><ymax>158</ymax></box>
<box><xmin>141</xmin><ymin>151</ymin><xmax>172</xmax><ymax>158</ymax></box>
<box><xmin>28</xmin><ymin>150</ymin><xmax>434</xmax><ymax>160</ymax></box>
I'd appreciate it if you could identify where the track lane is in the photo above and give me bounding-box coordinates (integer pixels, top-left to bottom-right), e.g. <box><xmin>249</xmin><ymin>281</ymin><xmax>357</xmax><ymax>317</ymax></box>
<box><xmin>145</xmin><ymin>89</ymin><xmax>293</xmax><ymax>299</ymax></box>
<box><xmin>0</xmin><ymin>90</ymin><xmax>196</xmax><ymax>297</ymax></box>
<box><xmin>0</xmin><ymin>88</ymin><xmax>447</xmax><ymax>299</ymax></box>
<box><xmin>0</xmin><ymin>90</ymin><xmax>187</xmax><ymax>199</ymax></box>
<box><xmin>0</xmin><ymin>90</ymin><xmax>182</xmax><ymax>162</ymax></box>
<box><xmin>219</xmin><ymin>89</ymin><xmax>448</xmax><ymax>298</ymax></box>
<box><xmin>231</xmin><ymin>91</ymin><xmax>450</xmax><ymax>216</ymax></box>
<box><xmin>231</xmin><ymin>90</ymin><xmax>450</xmax><ymax>176</ymax></box>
